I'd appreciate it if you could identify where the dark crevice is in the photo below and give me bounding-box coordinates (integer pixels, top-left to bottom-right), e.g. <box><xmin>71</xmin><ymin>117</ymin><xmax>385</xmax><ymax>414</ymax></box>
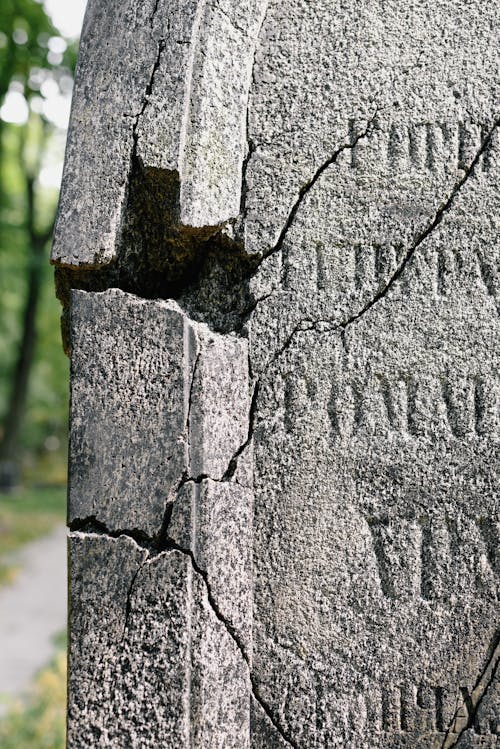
<box><xmin>56</xmin><ymin>109</ymin><xmax>379</xmax><ymax>351</ymax></box>
<box><xmin>157</xmin><ymin>368</ymin><xmax>257</xmax><ymax>541</ymax></box>
<box><xmin>238</xmin><ymin>2</ymin><xmax>268</xmax><ymax>225</ymax></box>
<box><xmin>261</xmin><ymin>109</ymin><xmax>379</xmax><ymax>266</ymax></box>
<box><xmin>341</xmin><ymin>117</ymin><xmax>499</xmax><ymax>329</ymax></box>
<box><xmin>250</xmin><ymin>677</ymin><xmax>299</xmax><ymax>749</ymax></box>
<box><xmin>55</xmin><ymin>18</ymin><xmax>258</xmax><ymax>345</ymax></box>
<box><xmin>240</xmin><ymin>127</ymin><xmax>256</xmax><ymax>222</ymax></box>
<box><xmin>169</xmin><ymin>535</ymin><xmax>299</xmax><ymax>748</ymax></box>
<box><xmin>149</xmin><ymin>0</ymin><xmax>161</xmax><ymax>30</ymax></box>
<box><xmin>170</xmin><ymin>537</ymin><xmax>300</xmax><ymax>748</ymax></box>
<box><xmin>56</xmin><ymin>226</ymin><xmax>260</xmax><ymax>352</ymax></box>
<box><xmin>222</xmin><ymin>379</ymin><xmax>260</xmax><ymax>481</ymax></box>
<box><xmin>441</xmin><ymin>629</ymin><xmax>500</xmax><ymax>748</ymax></box>
<box><xmin>131</xmin><ymin>39</ymin><xmax>166</xmax><ymax>146</ymax></box>
<box><xmin>165</xmin><ymin>538</ymin><xmax>250</xmax><ymax>657</ymax></box>
<box><xmin>69</xmin><ymin>516</ymin><xmax>157</xmax><ymax>550</ymax></box>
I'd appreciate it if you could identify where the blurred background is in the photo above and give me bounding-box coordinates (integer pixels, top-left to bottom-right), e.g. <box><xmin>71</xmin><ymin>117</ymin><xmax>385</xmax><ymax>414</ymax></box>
<box><xmin>0</xmin><ymin>1</ymin><xmax>86</xmax><ymax>745</ymax></box>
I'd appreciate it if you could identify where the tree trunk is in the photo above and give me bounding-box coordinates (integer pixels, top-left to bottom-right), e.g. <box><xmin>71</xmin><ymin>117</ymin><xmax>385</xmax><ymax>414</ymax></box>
<box><xmin>0</xmin><ymin>169</ymin><xmax>48</xmax><ymax>490</ymax></box>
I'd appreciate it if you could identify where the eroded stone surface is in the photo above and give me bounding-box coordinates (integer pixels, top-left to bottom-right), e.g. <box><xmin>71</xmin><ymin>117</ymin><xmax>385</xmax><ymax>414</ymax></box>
<box><xmin>57</xmin><ymin>0</ymin><xmax>499</xmax><ymax>746</ymax></box>
<box><xmin>168</xmin><ymin>479</ymin><xmax>253</xmax><ymax>652</ymax></box>
<box><xmin>52</xmin><ymin>0</ymin><xmax>268</xmax><ymax>267</ymax></box>
<box><xmin>243</xmin><ymin>3</ymin><xmax>499</xmax><ymax>745</ymax></box>
<box><xmin>69</xmin><ymin>289</ymin><xmax>248</xmax><ymax>535</ymax></box>
<box><xmin>68</xmin><ymin>534</ymin><xmax>250</xmax><ymax>748</ymax></box>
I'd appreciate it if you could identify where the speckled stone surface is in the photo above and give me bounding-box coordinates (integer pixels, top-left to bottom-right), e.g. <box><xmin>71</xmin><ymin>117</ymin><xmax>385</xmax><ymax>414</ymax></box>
<box><xmin>55</xmin><ymin>0</ymin><xmax>498</xmax><ymax>746</ymax></box>
<box><xmin>68</xmin><ymin>534</ymin><xmax>250</xmax><ymax>748</ymax></box>
<box><xmin>168</xmin><ymin>478</ymin><xmax>253</xmax><ymax>651</ymax></box>
<box><xmin>69</xmin><ymin>288</ymin><xmax>248</xmax><ymax>536</ymax></box>
<box><xmin>51</xmin><ymin>0</ymin><xmax>267</xmax><ymax>266</ymax></box>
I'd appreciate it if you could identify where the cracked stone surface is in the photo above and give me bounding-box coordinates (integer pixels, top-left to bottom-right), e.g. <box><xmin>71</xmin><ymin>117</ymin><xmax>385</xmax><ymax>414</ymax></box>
<box><xmin>54</xmin><ymin>0</ymin><xmax>498</xmax><ymax>746</ymax></box>
<box><xmin>51</xmin><ymin>0</ymin><xmax>268</xmax><ymax>266</ymax></box>
<box><xmin>167</xmin><ymin>478</ymin><xmax>253</xmax><ymax>652</ymax></box>
<box><xmin>69</xmin><ymin>288</ymin><xmax>248</xmax><ymax>536</ymax></box>
<box><xmin>68</xmin><ymin>534</ymin><xmax>250</xmax><ymax>748</ymax></box>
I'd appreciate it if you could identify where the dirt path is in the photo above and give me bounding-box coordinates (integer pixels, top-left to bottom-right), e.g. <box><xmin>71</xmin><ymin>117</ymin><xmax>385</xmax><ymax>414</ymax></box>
<box><xmin>0</xmin><ymin>525</ymin><xmax>67</xmax><ymax>711</ymax></box>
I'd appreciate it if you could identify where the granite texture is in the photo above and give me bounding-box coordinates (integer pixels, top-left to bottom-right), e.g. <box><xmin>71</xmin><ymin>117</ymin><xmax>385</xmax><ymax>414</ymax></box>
<box><xmin>69</xmin><ymin>288</ymin><xmax>248</xmax><ymax>536</ymax></box>
<box><xmin>246</xmin><ymin>4</ymin><xmax>499</xmax><ymax>744</ymax></box>
<box><xmin>168</xmin><ymin>478</ymin><xmax>253</xmax><ymax>652</ymax></box>
<box><xmin>55</xmin><ymin>0</ymin><xmax>499</xmax><ymax>746</ymax></box>
<box><xmin>68</xmin><ymin>534</ymin><xmax>250</xmax><ymax>748</ymax></box>
<box><xmin>51</xmin><ymin>0</ymin><xmax>268</xmax><ymax>267</ymax></box>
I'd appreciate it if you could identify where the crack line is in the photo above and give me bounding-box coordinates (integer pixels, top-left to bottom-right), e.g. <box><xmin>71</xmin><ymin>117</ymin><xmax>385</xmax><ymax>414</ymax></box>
<box><xmin>262</xmin><ymin>118</ymin><xmax>499</xmax><ymax>367</ymax></box>
<box><xmin>70</xmin><ymin>523</ymin><xmax>297</xmax><ymax>748</ymax></box>
<box><xmin>342</xmin><ymin>117</ymin><xmax>499</xmax><ymax>329</ymax></box>
<box><xmin>222</xmin><ymin>379</ymin><xmax>260</xmax><ymax>481</ymax></box>
<box><xmin>162</xmin><ymin>539</ymin><xmax>299</xmax><ymax>749</ymax></box>
<box><xmin>149</xmin><ymin>0</ymin><xmax>161</xmax><ymax>30</ymax></box>
<box><xmin>260</xmin><ymin>109</ymin><xmax>379</xmax><ymax>265</ymax></box>
<box><xmin>121</xmin><ymin>558</ymin><xmax>148</xmax><ymax>643</ymax></box>
<box><xmin>161</xmin><ymin>374</ymin><xmax>259</xmax><ymax>512</ymax></box>
<box><xmin>131</xmin><ymin>36</ymin><xmax>167</xmax><ymax>153</ymax></box>
<box><xmin>240</xmin><ymin>1</ymin><xmax>269</xmax><ymax>222</ymax></box>
<box><xmin>441</xmin><ymin>630</ymin><xmax>500</xmax><ymax>749</ymax></box>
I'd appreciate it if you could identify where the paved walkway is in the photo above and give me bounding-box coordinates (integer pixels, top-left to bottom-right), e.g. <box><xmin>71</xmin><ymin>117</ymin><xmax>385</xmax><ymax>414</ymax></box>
<box><xmin>0</xmin><ymin>525</ymin><xmax>67</xmax><ymax>711</ymax></box>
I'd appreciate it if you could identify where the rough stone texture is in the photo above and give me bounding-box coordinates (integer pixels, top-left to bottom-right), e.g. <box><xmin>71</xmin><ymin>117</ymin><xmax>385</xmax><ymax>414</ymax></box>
<box><xmin>242</xmin><ymin>3</ymin><xmax>499</xmax><ymax>745</ymax></box>
<box><xmin>69</xmin><ymin>288</ymin><xmax>248</xmax><ymax>536</ymax></box>
<box><xmin>168</xmin><ymin>479</ymin><xmax>253</xmax><ymax>651</ymax></box>
<box><xmin>51</xmin><ymin>0</ymin><xmax>267</xmax><ymax>267</ymax></box>
<box><xmin>68</xmin><ymin>534</ymin><xmax>250</xmax><ymax>748</ymax></box>
<box><xmin>55</xmin><ymin>0</ymin><xmax>499</xmax><ymax>746</ymax></box>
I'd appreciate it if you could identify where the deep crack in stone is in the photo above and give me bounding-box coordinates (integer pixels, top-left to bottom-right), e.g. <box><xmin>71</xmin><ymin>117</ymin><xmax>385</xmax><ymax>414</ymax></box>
<box><xmin>70</xmin><ymin>525</ymin><xmax>297</xmax><ymax>748</ymax></box>
<box><xmin>263</xmin><ymin>118</ymin><xmax>499</xmax><ymax>366</ymax></box>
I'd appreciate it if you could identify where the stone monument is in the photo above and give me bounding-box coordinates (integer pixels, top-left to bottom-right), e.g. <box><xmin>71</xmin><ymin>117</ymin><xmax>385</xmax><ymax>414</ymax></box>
<box><xmin>52</xmin><ymin>0</ymin><xmax>499</xmax><ymax>746</ymax></box>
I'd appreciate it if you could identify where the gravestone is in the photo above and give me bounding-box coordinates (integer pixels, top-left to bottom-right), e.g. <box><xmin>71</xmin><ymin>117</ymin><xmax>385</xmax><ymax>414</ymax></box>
<box><xmin>53</xmin><ymin>0</ymin><xmax>499</xmax><ymax>746</ymax></box>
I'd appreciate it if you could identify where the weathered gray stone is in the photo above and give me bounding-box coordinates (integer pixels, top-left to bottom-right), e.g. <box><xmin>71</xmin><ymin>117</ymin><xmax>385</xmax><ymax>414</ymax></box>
<box><xmin>68</xmin><ymin>534</ymin><xmax>250</xmax><ymax>748</ymax></box>
<box><xmin>242</xmin><ymin>3</ymin><xmax>499</xmax><ymax>745</ymax></box>
<box><xmin>55</xmin><ymin>0</ymin><xmax>499</xmax><ymax>746</ymax></box>
<box><xmin>69</xmin><ymin>288</ymin><xmax>248</xmax><ymax>536</ymax></box>
<box><xmin>168</xmin><ymin>479</ymin><xmax>253</xmax><ymax>651</ymax></box>
<box><xmin>52</xmin><ymin>0</ymin><xmax>267</xmax><ymax>267</ymax></box>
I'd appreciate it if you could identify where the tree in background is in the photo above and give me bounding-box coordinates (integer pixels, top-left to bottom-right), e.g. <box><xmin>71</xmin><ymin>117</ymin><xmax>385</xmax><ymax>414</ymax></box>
<box><xmin>0</xmin><ymin>0</ymin><xmax>77</xmax><ymax>489</ymax></box>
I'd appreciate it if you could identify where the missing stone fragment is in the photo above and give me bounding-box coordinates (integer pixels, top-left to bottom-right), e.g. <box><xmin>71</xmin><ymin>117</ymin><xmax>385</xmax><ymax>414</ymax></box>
<box><xmin>55</xmin><ymin>181</ymin><xmax>260</xmax><ymax>353</ymax></box>
<box><xmin>55</xmin><ymin>109</ymin><xmax>384</xmax><ymax>353</ymax></box>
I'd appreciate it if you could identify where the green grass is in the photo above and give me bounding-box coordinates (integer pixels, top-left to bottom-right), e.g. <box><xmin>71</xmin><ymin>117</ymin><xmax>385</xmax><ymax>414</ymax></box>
<box><xmin>0</xmin><ymin>486</ymin><xmax>66</xmax><ymax>586</ymax></box>
<box><xmin>0</xmin><ymin>634</ymin><xmax>67</xmax><ymax>749</ymax></box>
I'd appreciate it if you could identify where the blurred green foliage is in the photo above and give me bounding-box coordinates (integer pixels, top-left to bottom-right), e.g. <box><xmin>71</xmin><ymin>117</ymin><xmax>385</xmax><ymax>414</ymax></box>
<box><xmin>0</xmin><ymin>0</ymin><xmax>77</xmax><ymax>103</ymax></box>
<box><xmin>0</xmin><ymin>121</ymin><xmax>69</xmax><ymax>481</ymax></box>
<box><xmin>0</xmin><ymin>1</ymin><xmax>77</xmax><ymax>486</ymax></box>
<box><xmin>0</xmin><ymin>632</ymin><xmax>66</xmax><ymax>748</ymax></box>
<box><xmin>0</xmin><ymin>485</ymin><xmax>66</xmax><ymax>584</ymax></box>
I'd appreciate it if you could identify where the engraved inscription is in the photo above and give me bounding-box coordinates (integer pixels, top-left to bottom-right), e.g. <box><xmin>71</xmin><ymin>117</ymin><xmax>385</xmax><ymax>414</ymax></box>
<box><xmin>349</xmin><ymin>119</ymin><xmax>496</xmax><ymax>173</ymax></box>
<box><xmin>315</xmin><ymin>679</ymin><xmax>499</xmax><ymax>739</ymax></box>
<box><xmin>366</xmin><ymin>514</ymin><xmax>498</xmax><ymax>600</ymax></box>
<box><xmin>328</xmin><ymin>375</ymin><xmax>498</xmax><ymax>439</ymax></box>
<box><xmin>303</xmin><ymin>242</ymin><xmax>499</xmax><ymax>303</ymax></box>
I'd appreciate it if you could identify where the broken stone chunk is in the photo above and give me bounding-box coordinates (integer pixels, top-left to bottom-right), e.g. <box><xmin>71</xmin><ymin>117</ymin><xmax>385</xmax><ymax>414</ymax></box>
<box><xmin>69</xmin><ymin>289</ymin><xmax>249</xmax><ymax>536</ymax></box>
